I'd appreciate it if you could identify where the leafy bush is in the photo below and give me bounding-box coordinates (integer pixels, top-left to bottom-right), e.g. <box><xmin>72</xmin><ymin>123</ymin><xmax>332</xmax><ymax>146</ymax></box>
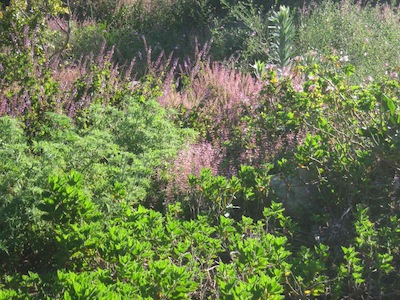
<box><xmin>157</xmin><ymin>52</ymin><xmax>400</xmax><ymax>296</ymax></box>
<box><xmin>0</xmin><ymin>93</ymin><xmax>195</xmax><ymax>272</ymax></box>
<box><xmin>0</xmin><ymin>203</ymin><xmax>297</xmax><ymax>299</ymax></box>
<box><xmin>336</xmin><ymin>205</ymin><xmax>396</xmax><ymax>297</ymax></box>
<box><xmin>1</xmin><ymin>1</ymin><xmax>400</xmax><ymax>298</ymax></box>
<box><xmin>37</xmin><ymin>170</ymin><xmax>102</xmax><ymax>269</ymax></box>
<box><xmin>183</xmin><ymin>164</ymin><xmax>272</xmax><ymax>221</ymax></box>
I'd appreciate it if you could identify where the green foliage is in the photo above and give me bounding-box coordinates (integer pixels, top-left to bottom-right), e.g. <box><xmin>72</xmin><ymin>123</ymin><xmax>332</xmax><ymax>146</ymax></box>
<box><xmin>258</xmin><ymin>56</ymin><xmax>399</xmax><ymax>296</ymax></box>
<box><xmin>69</xmin><ymin>21</ymin><xmax>108</xmax><ymax>61</ymax></box>
<box><xmin>215</xmin><ymin>205</ymin><xmax>293</xmax><ymax>299</ymax></box>
<box><xmin>0</xmin><ymin>116</ymin><xmax>46</xmax><ymax>267</ymax></box>
<box><xmin>68</xmin><ymin>0</ymin><xmax>213</xmax><ymax>66</ymax></box>
<box><xmin>289</xmin><ymin>243</ymin><xmax>330</xmax><ymax>298</ymax></box>
<box><xmin>251</xmin><ymin>60</ymin><xmax>267</xmax><ymax>80</ymax></box>
<box><xmin>211</xmin><ymin>2</ymin><xmax>296</xmax><ymax>67</ymax></box>
<box><xmin>0</xmin><ymin>0</ymin><xmax>68</xmax><ymax>48</ymax></box>
<box><xmin>0</xmin><ymin>11</ymin><xmax>135</xmax><ymax>137</ymax></box>
<box><xmin>211</xmin><ymin>0</ymin><xmax>271</xmax><ymax>63</ymax></box>
<box><xmin>2</xmin><ymin>1</ymin><xmax>400</xmax><ymax>298</ymax></box>
<box><xmin>298</xmin><ymin>0</ymin><xmax>400</xmax><ymax>83</ymax></box>
<box><xmin>0</xmin><ymin>93</ymin><xmax>194</xmax><ymax>272</ymax></box>
<box><xmin>168</xmin><ymin>52</ymin><xmax>400</xmax><ymax>296</ymax></box>
<box><xmin>37</xmin><ymin>170</ymin><xmax>101</xmax><ymax>268</ymax></box>
<box><xmin>186</xmin><ymin>164</ymin><xmax>272</xmax><ymax>220</ymax></box>
<box><xmin>336</xmin><ymin>206</ymin><xmax>396</xmax><ymax>298</ymax></box>
<box><xmin>246</xmin><ymin>52</ymin><xmax>400</xmax><ymax>219</ymax></box>
<box><xmin>39</xmin><ymin>170</ymin><xmax>96</xmax><ymax>225</ymax></box>
<box><xmin>0</xmin><ymin>202</ymin><xmax>299</xmax><ymax>298</ymax></box>
<box><xmin>291</xmin><ymin>55</ymin><xmax>400</xmax><ymax>213</ymax></box>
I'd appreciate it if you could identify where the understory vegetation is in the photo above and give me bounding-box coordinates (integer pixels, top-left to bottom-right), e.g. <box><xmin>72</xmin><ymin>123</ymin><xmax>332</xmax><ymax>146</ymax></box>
<box><xmin>1</xmin><ymin>0</ymin><xmax>400</xmax><ymax>298</ymax></box>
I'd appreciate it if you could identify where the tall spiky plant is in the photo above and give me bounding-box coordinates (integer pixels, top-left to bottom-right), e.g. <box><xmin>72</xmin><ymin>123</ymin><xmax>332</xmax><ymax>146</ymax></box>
<box><xmin>268</xmin><ymin>5</ymin><xmax>295</xmax><ymax>69</ymax></box>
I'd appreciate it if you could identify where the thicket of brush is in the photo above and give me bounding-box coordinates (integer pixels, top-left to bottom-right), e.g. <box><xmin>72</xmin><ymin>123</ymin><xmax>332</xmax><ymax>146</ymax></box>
<box><xmin>1</xmin><ymin>0</ymin><xmax>400</xmax><ymax>298</ymax></box>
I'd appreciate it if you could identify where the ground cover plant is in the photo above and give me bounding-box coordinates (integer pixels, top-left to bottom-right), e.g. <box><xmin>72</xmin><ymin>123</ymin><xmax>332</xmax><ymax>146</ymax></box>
<box><xmin>1</xmin><ymin>0</ymin><xmax>400</xmax><ymax>298</ymax></box>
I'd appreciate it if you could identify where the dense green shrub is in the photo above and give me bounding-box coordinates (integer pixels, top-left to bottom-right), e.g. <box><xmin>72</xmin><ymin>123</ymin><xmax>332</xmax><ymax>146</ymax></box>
<box><xmin>1</xmin><ymin>0</ymin><xmax>400</xmax><ymax>298</ymax></box>
<box><xmin>0</xmin><ymin>203</ymin><xmax>297</xmax><ymax>299</ymax></box>
<box><xmin>0</xmin><ymin>94</ymin><xmax>195</xmax><ymax>272</ymax></box>
<box><xmin>181</xmin><ymin>165</ymin><xmax>272</xmax><ymax>221</ymax></box>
